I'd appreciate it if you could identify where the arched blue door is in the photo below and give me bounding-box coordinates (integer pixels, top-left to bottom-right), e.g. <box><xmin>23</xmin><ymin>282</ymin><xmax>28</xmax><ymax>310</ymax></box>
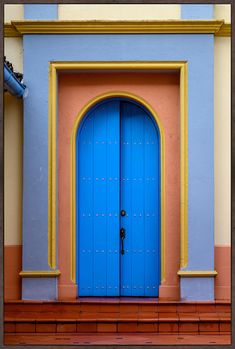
<box><xmin>76</xmin><ymin>99</ymin><xmax>160</xmax><ymax>296</ymax></box>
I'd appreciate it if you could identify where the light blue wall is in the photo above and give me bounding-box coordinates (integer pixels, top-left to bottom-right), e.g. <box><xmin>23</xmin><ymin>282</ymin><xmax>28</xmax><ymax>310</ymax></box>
<box><xmin>22</xmin><ymin>34</ymin><xmax>214</xmax><ymax>300</ymax></box>
<box><xmin>22</xmin><ymin>278</ymin><xmax>57</xmax><ymax>300</ymax></box>
<box><xmin>181</xmin><ymin>5</ymin><xmax>214</xmax><ymax>19</ymax></box>
<box><xmin>181</xmin><ymin>277</ymin><xmax>214</xmax><ymax>301</ymax></box>
<box><xmin>24</xmin><ymin>5</ymin><xmax>58</xmax><ymax>20</ymax></box>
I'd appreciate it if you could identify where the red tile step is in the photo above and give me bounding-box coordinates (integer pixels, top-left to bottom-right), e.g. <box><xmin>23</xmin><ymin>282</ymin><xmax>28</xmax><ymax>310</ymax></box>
<box><xmin>4</xmin><ymin>333</ymin><xmax>231</xmax><ymax>346</ymax></box>
<box><xmin>4</xmin><ymin>299</ymin><xmax>231</xmax><ymax>314</ymax></box>
<box><xmin>4</xmin><ymin>317</ymin><xmax>231</xmax><ymax>334</ymax></box>
<box><xmin>4</xmin><ymin>300</ymin><xmax>231</xmax><ymax>334</ymax></box>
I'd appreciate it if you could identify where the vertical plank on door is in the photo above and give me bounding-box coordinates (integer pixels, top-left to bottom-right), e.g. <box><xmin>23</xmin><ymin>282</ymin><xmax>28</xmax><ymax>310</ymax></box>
<box><xmin>93</xmin><ymin>104</ymin><xmax>107</xmax><ymax>296</ymax></box>
<box><xmin>77</xmin><ymin>114</ymin><xmax>94</xmax><ymax>295</ymax></box>
<box><xmin>106</xmin><ymin>101</ymin><xmax>120</xmax><ymax>296</ymax></box>
<box><xmin>120</xmin><ymin>102</ymin><xmax>132</xmax><ymax>296</ymax></box>
<box><xmin>144</xmin><ymin>113</ymin><xmax>160</xmax><ymax>296</ymax></box>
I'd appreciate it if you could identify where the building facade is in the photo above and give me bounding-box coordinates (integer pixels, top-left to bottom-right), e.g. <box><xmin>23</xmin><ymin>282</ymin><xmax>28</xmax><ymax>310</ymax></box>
<box><xmin>4</xmin><ymin>4</ymin><xmax>231</xmax><ymax>303</ymax></box>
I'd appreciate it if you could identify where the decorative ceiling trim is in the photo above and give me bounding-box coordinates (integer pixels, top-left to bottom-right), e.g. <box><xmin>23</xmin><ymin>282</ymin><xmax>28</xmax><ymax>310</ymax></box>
<box><xmin>215</xmin><ymin>23</ymin><xmax>231</xmax><ymax>37</ymax></box>
<box><xmin>4</xmin><ymin>23</ymin><xmax>21</xmax><ymax>37</ymax></box>
<box><xmin>4</xmin><ymin>20</ymin><xmax>230</xmax><ymax>37</ymax></box>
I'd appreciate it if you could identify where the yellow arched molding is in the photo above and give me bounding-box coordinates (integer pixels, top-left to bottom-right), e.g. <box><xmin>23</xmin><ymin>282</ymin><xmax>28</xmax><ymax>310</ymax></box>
<box><xmin>70</xmin><ymin>91</ymin><xmax>166</xmax><ymax>283</ymax></box>
<box><xmin>48</xmin><ymin>62</ymin><xmax>188</xmax><ymax>284</ymax></box>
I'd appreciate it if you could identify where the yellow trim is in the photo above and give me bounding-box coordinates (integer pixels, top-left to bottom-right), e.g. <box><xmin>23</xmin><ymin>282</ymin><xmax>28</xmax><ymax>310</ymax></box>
<box><xmin>48</xmin><ymin>61</ymin><xmax>188</xmax><ymax>284</ymax></box>
<box><xmin>4</xmin><ymin>23</ymin><xmax>21</xmax><ymax>37</ymax></box>
<box><xmin>48</xmin><ymin>63</ymin><xmax>57</xmax><ymax>268</ymax></box>
<box><xmin>177</xmin><ymin>270</ymin><xmax>218</xmax><ymax>277</ymax></box>
<box><xmin>180</xmin><ymin>63</ymin><xmax>188</xmax><ymax>268</ymax></box>
<box><xmin>19</xmin><ymin>270</ymin><xmax>61</xmax><ymax>277</ymax></box>
<box><xmin>4</xmin><ymin>20</ymin><xmax>230</xmax><ymax>36</ymax></box>
<box><xmin>50</xmin><ymin>61</ymin><xmax>186</xmax><ymax>71</ymax></box>
<box><xmin>216</xmin><ymin>23</ymin><xmax>231</xmax><ymax>37</ymax></box>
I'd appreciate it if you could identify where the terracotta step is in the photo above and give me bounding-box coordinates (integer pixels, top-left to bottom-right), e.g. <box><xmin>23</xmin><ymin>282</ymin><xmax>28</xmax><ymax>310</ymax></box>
<box><xmin>4</xmin><ymin>311</ymin><xmax>231</xmax><ymax>321</ymax></box>
<box><xmin>4</xmin><ymin>300</ymin><xmax>231</xmax><ymax>315</ymax></box>
<box><xmin>5</xmin><ymin>314</ymin><xmax>231</xmax><ymax>334</ymax></box>
<box><xmin>5</xmin><ymin>318</ymin><xmax>231</xmax><ymax>334</ymax></box>
<box><xmin>4</xmin><ymin>332</ymin><xmax>232</xmax><ymax>346</ymax></box>
<box><xmin>4</xmin><ymin>300</ymin><xmax>231</xmax><ymax>334</ymax></box>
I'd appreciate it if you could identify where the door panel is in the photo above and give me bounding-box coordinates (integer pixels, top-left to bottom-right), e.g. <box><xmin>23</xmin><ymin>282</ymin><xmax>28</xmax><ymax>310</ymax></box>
<box><xmin>77</xmin><ymin>99</ymin><xmax>160</xmax><ymax>297</ymax></box>
<box><xmin>120</xmin><ymin>102</ymin><xmax>160</xmax><ymax>296</ymax></box>
<box><xmin>77</xmin><ymin>101</ymin><xmax>120</xmax><ymax>296</ymax></box>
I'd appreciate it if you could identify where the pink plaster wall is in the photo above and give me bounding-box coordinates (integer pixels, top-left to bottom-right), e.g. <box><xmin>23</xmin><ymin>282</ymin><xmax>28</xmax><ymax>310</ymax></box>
<box><xmin>58</xmin><ymin>72</ymin><xmax>180</xmax><ymax>299</ymax></box>
<box><xmin>4</xmin><ymin>245</ymin><xmax>22</xmax><ymax>300</ymax></box>
<box><xmin>215</xmin><ymin>245</ymin><xmax>231</xmax><ymax>300</ymax></box>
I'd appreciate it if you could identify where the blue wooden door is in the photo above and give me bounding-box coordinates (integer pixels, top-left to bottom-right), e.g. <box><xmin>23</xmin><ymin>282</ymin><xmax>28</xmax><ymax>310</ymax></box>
<box><xmin>77</xmin><ymin>99</ymin><xmax>160</xmax><ymax>297</ymax></box>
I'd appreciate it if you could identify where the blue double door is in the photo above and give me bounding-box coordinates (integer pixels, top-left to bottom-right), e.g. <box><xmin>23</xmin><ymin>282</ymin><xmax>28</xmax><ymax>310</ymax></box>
<box><xmin>77</xmin><ymin>99</ymin><xmax>160</xmax><ymax>296</ymax></box>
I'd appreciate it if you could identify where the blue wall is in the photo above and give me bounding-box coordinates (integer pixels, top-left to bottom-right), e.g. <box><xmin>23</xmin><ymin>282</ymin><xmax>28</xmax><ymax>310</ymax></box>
<box><xmin>181</xmin><ymin>5</ymin><xmax>214</xmax><ymax>19</ymax></box>
<box><xmin>181</xmin><ymin>277</ymin><xmax>214</xmax><ymax>301</ymax></box>
<box><xmin>22</xmin><ymin>34</ymin><xmax>214</xmax><ymax>300</ymax></box>
<box><xmin>24</xmin><ymin>5</ymin><xmax>58</xmax><ymax>20</ymax></box>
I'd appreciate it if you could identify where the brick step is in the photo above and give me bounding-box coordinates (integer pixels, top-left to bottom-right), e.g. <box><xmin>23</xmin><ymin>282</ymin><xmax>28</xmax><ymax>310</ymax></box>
<box><xmin>5</xmin><ymin>316</ymin><xmax>231</xmax><ymax>334</ymax></box>
<box><xmin>3</xmin><ymin>332</ymin><xmax>232</xmax><ymax>346</ymax></box>
<box><xmin>4</xmin><ymin>300</ymin><xmax>231</xmax><ymax>315</ymax></box>
<box><xmin>5</xmin><ymin>301</ymin><xmax>231</xmax><ymax>334</ymax></box>
<box><xmin>4</xmin><ymin>311</ymin><xmax>231</xmax><ymax>320</ymax></box>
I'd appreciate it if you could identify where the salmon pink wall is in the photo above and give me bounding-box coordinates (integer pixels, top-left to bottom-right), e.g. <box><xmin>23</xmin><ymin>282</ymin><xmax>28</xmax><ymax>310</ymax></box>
<box><xmin>58</xmin><ymin>72</ymin><xmax>180</xmax><ymax>300</ymax></box>
<box><xmin>215</xmin><ymin>246</ymin><xmax>231</xmax><ymax>300</ymax></box>
<box><xmin>4</xmin><ymin>246</ymin><xmax>22</xmax><ymax>300</ymax></box>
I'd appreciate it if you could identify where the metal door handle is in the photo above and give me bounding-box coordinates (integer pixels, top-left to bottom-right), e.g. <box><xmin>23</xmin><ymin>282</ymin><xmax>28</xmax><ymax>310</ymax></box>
<box><xmin>120</xmin><ymin>228</ymin><xmax>125</xmax><ymax>255</ymax></box>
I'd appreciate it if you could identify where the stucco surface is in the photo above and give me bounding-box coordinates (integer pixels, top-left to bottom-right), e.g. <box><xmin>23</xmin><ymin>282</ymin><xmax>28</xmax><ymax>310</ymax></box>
<box><xmin>4</xmin><ymin>35</ymin><xmax>231</xmax><ymax>250</ymax></box>
<box><xmin>23</xmin><ymin>34</ymin><xmax>215</xmax><ymax>276</ymax></box>
<box><xmin>4</xmin><ymin>245</ymin><xmax>22</xmax><ymax>300</ymax></box>
<box><xmin>2</xmin><ymin>3</ymin><xmax>231</xmax><ymax>302</ymax></box>
<box><xmin>58</xmin><ymin>5</ymin><xmax>180</xmax><ymax>20</ymax></box>
<box><xmin>181</xmin><ymin>5</ymin><xmax>213</xmax><ymax>19</ymax></box>
<box><xmin>214</xmin><ymin>37</ymin><xmax>231</xmax><ymax>246</ymax></box>
<box><xmin>4</xmin><ymin>4</ymin><xmax>23</xmax><ymax>22</ymax></box>
<box><xmin>214</xmin><ymin>245</ymin><xmax>231</xmax><ymax>300</ymax></box>
<box><xmin>4</xmin><ymin>94</ymin><xmax>23</xmax><ymax>246</ymax></box>
<box><xmin>181</xmin><ymin>277</ymin><xmax>214</xmax><ymax>301</ymax></box>
<box><xmin>3</xmin><ymin>4</ymin><xmax>231</xmax><ymax>23</ymax></box>
<box><xmin>214</xmin><ymin>4</ymin><xmax>231</xmax><ymax>23</ymax></box>
<box><xmin>24</xmin><ymin>4</ymin><xmax>58</xmax><ymax>20</ymax></box>
<box><xmin>4</xmin><ymin>38</ymin><xmax>23</xmax><ymax>73</ymax></box>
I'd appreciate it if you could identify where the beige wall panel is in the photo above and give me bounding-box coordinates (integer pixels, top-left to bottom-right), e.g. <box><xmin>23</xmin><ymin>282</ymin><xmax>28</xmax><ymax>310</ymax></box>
<box><xmin>4</xmin><ymin>4</ymin><xmax>24</xmax><ymax>22</ymax></box>
<box><xmin>214</xmin><ymin>37</ymin><xmax>231</xmax><ymax>246</ymax></box>
<box><xmin>4</xmin><ymin>94</ymin><xmax>23</xmax><ymax>246</ymax></box>
<box><xmin>214</xmin><ymin>5</ymin><xmax>231</xmax><ymax>23</ymax></box>
<box><xmin>4</xmin><ymin>38</ymin><xmax>23</xmax><ymax>73</ymax></box>
<box><xmin>58</xmin><ymin>5</ymin><xmax>180</xmax><ymax>20</ymax></box>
